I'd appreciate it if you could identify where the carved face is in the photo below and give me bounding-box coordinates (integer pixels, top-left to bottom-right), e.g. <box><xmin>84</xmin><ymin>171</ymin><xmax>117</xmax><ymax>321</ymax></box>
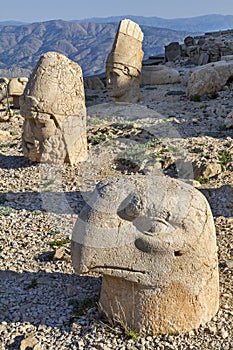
<box><xmin>71</xmin><ymin>175</ymin><xmax>216</xmax><ymax>286</ymax></box>
<box><xmin>21</xmin><ymin>95</ymin><xmax>59</xmax><ymax>161</ymax></box>
<box><xmin>106</xmin><ymin>66</ymin><xmax>133</xmax><ymax>99</ymax></box>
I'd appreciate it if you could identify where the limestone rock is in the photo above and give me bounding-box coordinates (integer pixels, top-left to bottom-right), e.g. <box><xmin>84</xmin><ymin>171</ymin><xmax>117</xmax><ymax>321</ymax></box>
<box><xmin>20</xmin><ymin>52</ymin><xmax>87</xmax><ymax>164</ymax></box>
<box><xmin>167</xmin><ymin>30</ymin><xmax>233</xmax><ymax>66</ymax></box>
<box><xmin>84</xmin><ymin>76</ymin><xmax>105</xmax><ymax>90</ymax></box>
<box><xmin>8</xmin><ymin>77</ymin><xmax>28</xmax><ymax>96</ymax></box>
<box><xmin>20</xmin><ymin>335</ymin><xmax>38</xmax><ymax>350</ymax></box>
<box><xmin>186</xmin><ymin>60</ymin><xmax>233</xmax><ymax>98</ymax></box>
<box><xmin>165</xmin><ymin>42</ymin><xmax>181</xmax><ymax>62</ymax></box>
<box><xmin>0</xmin><ymin>77</ymin><xmax>8</xmax><ymax>102</ymax></box>
<box><xmin>0</xmin><ymin>130</ymin><xmax>11</xmax><ymax>141</ymax></box>
<box><xmin>184</xmin><ymin>36</ymin><xmax>195</xmax><ymax>47</ymax></box>
<box><xmin>225</xmin><ymin>111</ymin><xmax>233</xmax><ymax>129</ymax></box>
<box><xmin>71</xmin><ymin>174</ymin><xmax>219</xmax><ymax>335</ymax></box>
<box><xmin>106</xmin><ymin>19</ymin><xmax>144</xmax><ymax>103</ymax></box>
<box><xmin>221</xmin><ymin>55</ymin><xmax>233</xmax><ymax>62</ymax></box>
<box><xmin>193</xmin><ymin>162</ymin><xmax>222</xmax><ymax>179</ymax></box>
<box><xmin>141</xmin><ymin>65</ymin><xmax>180</xmax><ymax>85</ymax></box>
<box><xmin>8</xmin><ymin>77</ymin><xmax>28</xmax><ymax>108</ymax></box>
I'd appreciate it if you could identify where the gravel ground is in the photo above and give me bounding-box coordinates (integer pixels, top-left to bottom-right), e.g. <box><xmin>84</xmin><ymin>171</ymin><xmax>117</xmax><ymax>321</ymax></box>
<box><xmin>0</xmin><ymin>65</ymin><xmax>233</xmax><ymax>349</ymax></box>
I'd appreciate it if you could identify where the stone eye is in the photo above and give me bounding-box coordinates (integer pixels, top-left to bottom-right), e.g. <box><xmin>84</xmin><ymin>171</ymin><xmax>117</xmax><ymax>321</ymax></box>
<box><xmin>117</xmin><ymin>193</ymin><xmax>142</xmax><ymax>221</ymax></box>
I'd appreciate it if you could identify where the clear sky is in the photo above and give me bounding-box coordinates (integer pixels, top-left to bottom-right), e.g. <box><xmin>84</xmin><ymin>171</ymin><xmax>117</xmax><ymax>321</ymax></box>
<box><xmin>1</xmin><ymin>0</ymin><xmax>233</xmax><ymax>22</ymax></box>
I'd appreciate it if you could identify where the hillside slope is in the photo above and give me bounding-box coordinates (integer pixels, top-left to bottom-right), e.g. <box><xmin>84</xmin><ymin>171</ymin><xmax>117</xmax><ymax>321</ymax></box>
<box><xmin>0</xmin><ymin>20</ymin><xmax>191</xmax><ymax>77</ymax></box>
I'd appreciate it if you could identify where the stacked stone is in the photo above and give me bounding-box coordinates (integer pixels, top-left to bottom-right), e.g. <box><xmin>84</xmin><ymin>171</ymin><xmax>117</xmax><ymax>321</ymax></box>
<box><xmin>165</xmin><ymin>29</ymin><xmax>233</xmax><ymax>66</ymax></box>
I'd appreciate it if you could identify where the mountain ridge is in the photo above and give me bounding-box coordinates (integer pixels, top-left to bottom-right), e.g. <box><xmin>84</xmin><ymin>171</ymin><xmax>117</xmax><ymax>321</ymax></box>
<box><xmin>0</xmin><ymin>20</ymin><xmax>191</xmax><ymax>78</ymax></box>
<box><xmin>0</xmin><ymin>14</ymin><xmax>233</xmax><ymax>78</ymax></box>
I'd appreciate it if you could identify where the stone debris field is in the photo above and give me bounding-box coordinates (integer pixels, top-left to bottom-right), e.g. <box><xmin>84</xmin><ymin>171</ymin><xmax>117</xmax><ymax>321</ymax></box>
<box><xmin>0</xmin><ymin>37</ymin><xmax>233</xmax><ymax>350</ymax></box>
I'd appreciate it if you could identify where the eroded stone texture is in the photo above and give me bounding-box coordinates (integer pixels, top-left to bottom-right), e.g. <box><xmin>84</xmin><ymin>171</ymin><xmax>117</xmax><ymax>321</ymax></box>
<box><xmin>141</xmin><ymin>65</ymin><xmax>180</xmax><ymax>85</ymax></box>
<box><xmin>225</xmin><ymin>111</ymin><xmax>233</xmax><ymax>128</ymax></box>
<box><xmin>8</xmin><ymin>77</ymin><xmax>28</xmax><ymax>108</ymax></box>
<box><xmin>20</xmin><ymin>52</ymin><xmax>87</xmax><ymax>164</ymax></box>
<box><xmin>165</xmin><ymin>42</ymin><xmax>181</xmax><ymax>62</ymax></box>
<box><xmin>166</xmin><ymin>30</ymin><xmax>233</xmax><ymax>65</ymax></box>
<box><xmin>186</xmin><ymin>59</ymin><xmax>233</xmax><ymax>98</ymax></box>
<box><xmin>106</xmin><ymin>19</ymin><xmax>144</xmax><ymax>103</ymax></box>
<box><xmin>71</xmin><ymin>175</ymin><xmax>219</xmax><ymax>335</ymax></box>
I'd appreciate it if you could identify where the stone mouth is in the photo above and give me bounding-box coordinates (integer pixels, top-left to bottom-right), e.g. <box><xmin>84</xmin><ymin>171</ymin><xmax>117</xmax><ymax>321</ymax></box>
<box><xmin>89</xmin><ymin>266</ymin><xmax>147</xmax><ymax>275</ymax></box>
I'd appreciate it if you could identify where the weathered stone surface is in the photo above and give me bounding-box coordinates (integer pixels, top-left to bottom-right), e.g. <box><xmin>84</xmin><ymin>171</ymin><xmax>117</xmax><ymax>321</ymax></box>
<box><xmin>8</xmin><ymin>77</ymin><xmax>28</xmax><ymax>96</ymax></box>
<box><xmin>225</xmin><ymin>111</ymin><xmax>233</xmax><ymax>128</ymax></box>
<box><xmin>20</xmin><ymin>52</ymin><xmax>87</xmax><ymax>164</ymax></box>
<box><xmin>184</xmin><ymin>36</ymin><xmax>195</xmax><ymax>47</ymax></box>
<box><xmin>106</xmin><ymin>19</ymin><xmax>144</xmax><ymax>102</ymax></box>
<box><xmin>0</xmin><ymin>77</ymin><xmax>8</xmax><ymax>102</ymax></box>
<box><xmin>167</xmin><ymin>30</ymin><xmax>233</xmax><ymax>66</ymax></box>
<box><xmin>71</xmin><ymin>174</ymin><xmax>219</xmax><ymax>335</ymax></box>
<box><xmin>165</xmin><ymin>42</ymin><xmax>181</xmax><ymax>62</ymax></box>
<box><xmin>84</xmin><ymin>76</ymin><xmax>105</xmax><ymax>90</ymax></box>
<box><xmin>8</xmin><ymin>77</ymin><xmax>28</xmax><ymax>108</ymax></box>
<box><xmin>221</xmin><ymin>55</ymin><xmax>233</xmax><ymax>62</ymax></box>
<box><xmin>193</xmin><ymin>162</ymin><xmax>222</xmax><ymax>179</ymax></box>
<box><xmin>141</xmin><ymin>65</ymin><xmax>180</xmax><ymax>85</ymax></box>
<box><xmin>0</xmin><ymin>130</ymin><xmax>11</xmax><ymax>141</ymax></box>
<box><xmin>20</xmin><ymin>335</ymin><xmax>38</xmax><ymax>350</ymax></box>
<box><xmin>186</xmin><ymin>60</ymin><xmax>233</xmax><ymax>97</ymax></box>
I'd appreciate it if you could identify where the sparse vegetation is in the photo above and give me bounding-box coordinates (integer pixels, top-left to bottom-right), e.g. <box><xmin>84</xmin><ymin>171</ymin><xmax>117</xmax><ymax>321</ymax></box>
<box><xmin>0</xmin><ymin>206</ymin><xmax>16</xmax><ymax>216</ymax></box>
<box><xmin>32</xmin><ymin>209</ymin><xmax>43</xmax><ymax>215</ymax></box>
<box><xmin>196</xmin><ymin>176</ymin><xmax>209</xmax><ymax>184</ymax></box>
<box><xmin>68</xmin><ymin>297</ymin><xmax>98</xmax><ymax>317</ymax></box>
<box><xmin>25</xmin><ymin>278</ymin><xmax>38</xmax><ymax>289</ymax></box>
<box><xmin>190</xmin><ymin>95</ymin><xmax>201</xmax><ymax>102</ymax></box>
<box><xmin>49</xmin><ymin>239</ymin><xmax>70</xmax><ymax>247</ymax></box>
<box><xmin>219</xmin><ymin>150</ymin><xmax>232</xmax><ymax>170</ymax></box>
<box><xmin>48</xmin><ymin>228</ymin><xmax>60</xmax><ymax>236</ymax></box>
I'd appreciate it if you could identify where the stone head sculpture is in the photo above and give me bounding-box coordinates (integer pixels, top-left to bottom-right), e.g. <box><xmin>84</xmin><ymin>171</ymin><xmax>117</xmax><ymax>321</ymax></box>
<box><xmin>71</xmin><ymin>175</ymin><xmax>219</xmax><ymax>335</ymax></box>
<box><xmin>106</xmin><ymin>19</ymin><xmax>144</xmax><ymax>103</ymax></box>
<box><xmin>20</xmin><ymin>52</ymin><xmax>87</xmax><ymax>164</ymax></box>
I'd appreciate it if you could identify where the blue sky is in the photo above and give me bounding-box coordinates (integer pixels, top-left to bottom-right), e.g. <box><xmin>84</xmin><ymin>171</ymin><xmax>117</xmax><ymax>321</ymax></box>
<box><xmin>1</xmin><ymin>0</ymin><xmax>233</xmax><ymax>22</ymax></box>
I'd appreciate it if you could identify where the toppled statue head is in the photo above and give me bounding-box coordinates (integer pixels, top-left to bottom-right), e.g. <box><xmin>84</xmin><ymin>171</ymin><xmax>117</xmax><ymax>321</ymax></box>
<box><xmin>106</xmin><ymin>19</ymin><xmax>144</xmax><ymax>103</ymax></box>
<box><xmin>20</xmin><ymin>52</ymin><xmax>87</xmax><ymax>164</ymax></box>
<box><xmin>71</xmin><ymin>174</ymin><xmax>219</xmax><ymax>335</ymax></box>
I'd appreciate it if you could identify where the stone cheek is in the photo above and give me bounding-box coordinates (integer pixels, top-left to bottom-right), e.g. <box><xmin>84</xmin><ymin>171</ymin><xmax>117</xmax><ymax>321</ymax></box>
<box><xmin>20</xmin><ymin>51</ymin><xmax>87</xmax><ymax>164</ymax></box>
<box><xmin>106</xmin><ymin>67</ymin><xmax>141</xmax><ymax>103</ymax></box>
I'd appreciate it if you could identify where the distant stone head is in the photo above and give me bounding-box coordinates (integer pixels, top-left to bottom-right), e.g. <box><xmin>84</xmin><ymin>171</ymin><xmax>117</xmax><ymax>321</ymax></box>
<box><xmin>106</xmin><ymin>19</ymin><xmax>144</xmax><ymax>103</ymax></box>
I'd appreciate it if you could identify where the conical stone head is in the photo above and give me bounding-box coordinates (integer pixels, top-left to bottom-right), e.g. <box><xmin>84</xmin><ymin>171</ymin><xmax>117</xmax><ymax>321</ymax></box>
<box><xmin>106</xmin><ymin>19</ymin><xmax>144</xmax><ymax>102</ymax></box>
<box><xmin>20</xmin><ymin>52</ymin><xmax>87</xmax><ymax>164</ymax></box>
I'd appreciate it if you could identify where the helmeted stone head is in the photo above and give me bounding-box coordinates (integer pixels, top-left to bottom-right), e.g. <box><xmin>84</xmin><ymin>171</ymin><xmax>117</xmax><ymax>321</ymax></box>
<box><xmin>106</xmin><ymin>19</ymin><xmax>144</xmax><ymax>103</ymax></box>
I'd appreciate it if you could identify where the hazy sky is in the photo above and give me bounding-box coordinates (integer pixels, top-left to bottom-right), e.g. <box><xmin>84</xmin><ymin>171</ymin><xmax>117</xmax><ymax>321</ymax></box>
<box><xmin>1</xmin><ymin>0</ymin><xmax>233</xmax><ymax>22</ymax></box>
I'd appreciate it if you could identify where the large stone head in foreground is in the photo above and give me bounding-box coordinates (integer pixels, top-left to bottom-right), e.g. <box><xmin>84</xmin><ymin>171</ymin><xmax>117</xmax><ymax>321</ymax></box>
<box><xmin>106</xmin><ymin>19</ymin><xmax>144</xmax><ymax>103</ymax></box>
<box><xmin>20</xmin><ymin>52</ymin><xmax>87</xmax><ymax>164</ymax></box>
<box><xmin>71</xmin><ymin>175</ymin><xmax>219</xmax><ymax>335</ymax></box>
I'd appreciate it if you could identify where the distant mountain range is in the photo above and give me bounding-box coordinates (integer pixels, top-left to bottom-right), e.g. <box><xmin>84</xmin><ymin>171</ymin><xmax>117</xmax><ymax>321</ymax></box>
<box><xmin>0</xmin><ymin>14</ymin><xmax>232</xmax><ymax>78</ymax></box>
<box><xmin>0</xmin><ymin>20</ymin><xmax>191</xmax><ymax>78</ymax></box>
<box><xmin>75</xmin><ymin>14</ymin><xmax>233</xmax><ymax>33</ymax></box>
